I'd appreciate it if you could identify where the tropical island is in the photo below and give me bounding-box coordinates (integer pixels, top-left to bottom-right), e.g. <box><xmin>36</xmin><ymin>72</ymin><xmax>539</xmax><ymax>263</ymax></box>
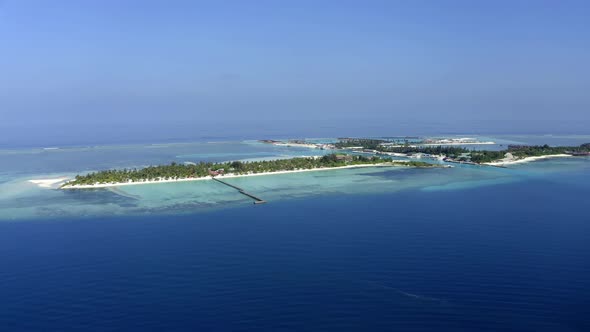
<box><xmin>259</xmin><ymin>136</ymin><xmax>495</xmax><ymax>150</ymax></box>
<box><xmin>61</xmin><ymin>154</ymin><xmax>443</xmax><ymax>189</ymax></box>
<box><xmin>344</xmin><ymin>139</ymin><xmax>590</xmax><ymax>166</ymax></box>
<box><xmin>287</xmin><ymin>138</ymin><xmax>590</xmax><ymax>166</ymax></box>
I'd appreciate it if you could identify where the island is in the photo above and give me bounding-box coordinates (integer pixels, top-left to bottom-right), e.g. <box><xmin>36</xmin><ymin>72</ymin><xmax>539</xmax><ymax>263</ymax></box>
<box><xmin>258</xmin><ymin>136</ymin><xmax>495</xmax><ymax>150</ymax></box>
<box><xmin>259</xmin><ymin>138</ymin><xmax>590</xmax><ymax>165</ymax></box>
<box><xmin>61</xmin><ymin>154</ymin><xmax>444</xmax><ymax>189</ymax></box>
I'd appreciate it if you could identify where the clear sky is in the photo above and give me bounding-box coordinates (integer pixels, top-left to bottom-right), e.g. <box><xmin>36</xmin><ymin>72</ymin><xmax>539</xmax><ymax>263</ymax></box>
<box><xmin>1</xmin><ymin>0</ymin><xmax>589</xmax><ymax>146</ymax></box>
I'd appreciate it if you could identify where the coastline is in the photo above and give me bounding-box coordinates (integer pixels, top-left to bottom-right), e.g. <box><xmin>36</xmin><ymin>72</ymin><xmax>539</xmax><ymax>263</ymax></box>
<box><xmin>483</xmin><ymin>154</ymin><xmax>572</xmax><ymax>166</ymax></box>
<box><xmin>28</xmin><ymin>177</ymin><xmax>70</xmax><ymax>188</ymax></box>
<box><xmin>60</xmin><ymin>162</ymin><xmax>412</xmax><ymax>190</ymax></box>
<box><xmin>421</xmin><ymin>141</ymin><xmax>495</xmax><ymax>146</ymax></box>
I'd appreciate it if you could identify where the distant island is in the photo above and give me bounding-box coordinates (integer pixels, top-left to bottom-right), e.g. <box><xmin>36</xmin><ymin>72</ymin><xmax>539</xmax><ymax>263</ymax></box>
<box><xmin>259</xmin><ymin>137</ymin><xmax>495</xmax><ymax>150</ymax></box>
<box><xmin>57</xmin><ymin>138</ymin><xmax>590</xmax><ymax>190</ymax></box>
<box><xmin>261</xmin><ymin>138</ymin><xmax>590</xmax><ymax>166</ymax></box>
<box><xmin>61</xmin><ymin>154</ymin><xmax>443</xmax><ymax>189</ymax></box>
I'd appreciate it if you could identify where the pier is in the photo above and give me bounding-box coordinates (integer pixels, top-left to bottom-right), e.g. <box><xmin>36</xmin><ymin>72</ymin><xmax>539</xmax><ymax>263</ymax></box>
<box><xmin>212</xmin><ymin>177</ymin><xmax>267</xmax><ymax>204</ymax></box>
<box><xmin>487</xmin><ymin>164</ymin><xmax>508</xmax><ymax>168</ymax></box>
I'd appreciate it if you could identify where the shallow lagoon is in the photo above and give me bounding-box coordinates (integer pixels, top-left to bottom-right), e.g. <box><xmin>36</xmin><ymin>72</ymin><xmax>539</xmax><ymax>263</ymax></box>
<box><xmin>0</xmin><ymin>136</ymin><xmax>589</xmax><ymax>330</ymax></box>
<box><xmin>1</xmin><ymin>168</ymin><xmax>589</xmax><ymax>331</ymax></box>
<box><xmin>0</xmin><ymin>137</ymin><xmax>588</xmax><ymax>220</ymax></box>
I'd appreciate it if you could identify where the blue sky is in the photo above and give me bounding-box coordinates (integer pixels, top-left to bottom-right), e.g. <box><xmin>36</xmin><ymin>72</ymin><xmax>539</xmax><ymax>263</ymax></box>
<box><xmin>1</xmin><ymin>0</ymin><xmax>589</xmax><ymax>145</ymax></box>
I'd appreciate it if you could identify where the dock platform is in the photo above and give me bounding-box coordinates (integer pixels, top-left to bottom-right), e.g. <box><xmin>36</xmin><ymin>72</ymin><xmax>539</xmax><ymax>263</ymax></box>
<box><xmin>212</xmin><ymin>177</ymin><xmax>267</xmax><ymax>204</ymax></box>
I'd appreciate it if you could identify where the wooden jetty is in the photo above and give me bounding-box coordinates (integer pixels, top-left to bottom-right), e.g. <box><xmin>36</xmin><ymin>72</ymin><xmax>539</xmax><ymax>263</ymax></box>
<box><xmin>212</xmin><ymin>177</ymin><xmax>267</xmax><ymax>204</ymax></box>
<box><xmin>487</xmin><ymin>164</ymin><xmax>508</xmax><ymax>168</ymax></box>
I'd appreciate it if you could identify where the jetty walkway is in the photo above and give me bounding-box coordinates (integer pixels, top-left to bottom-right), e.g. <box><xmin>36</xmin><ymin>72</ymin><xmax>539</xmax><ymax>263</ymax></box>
<box><xmin>212</xmin><ymin>177</ymin><xmax>267</xmax><ymax>204</ymax></box>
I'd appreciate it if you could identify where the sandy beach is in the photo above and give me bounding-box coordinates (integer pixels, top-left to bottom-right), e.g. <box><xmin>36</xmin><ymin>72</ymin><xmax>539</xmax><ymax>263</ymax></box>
<box><xmin>58</xmin><ymin>162</ymin><xmax>411</xmax><ymax>189</ymax></box>
<box><xmin>421</xmin><ymin>141</ymin><xmax>496</xmax><ymax>146</ymax></box>
<box><xmin>28</xmin><ymin>177</ymin><xmax>70</xmax><ymax>188</ymax></box>
<box><xmin>483</xmin><ymin>154</ymin><xmax>572</xmax><ymax>166</ymax></box>
<box><xmin>272</xmin><ymin>143</ymin><xmax>320</xmax><ymax>149</ymax></box>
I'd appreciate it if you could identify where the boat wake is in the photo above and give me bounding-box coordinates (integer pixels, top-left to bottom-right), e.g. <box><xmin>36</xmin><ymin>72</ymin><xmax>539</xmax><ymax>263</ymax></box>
<box><xmin>365</xmin><ymin>280</ymin><xmax>449</xmax><ymax>304</ymax></box>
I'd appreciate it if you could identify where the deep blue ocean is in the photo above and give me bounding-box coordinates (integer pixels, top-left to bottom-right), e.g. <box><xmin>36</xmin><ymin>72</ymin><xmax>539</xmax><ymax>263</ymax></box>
<box><xmin>1</xmin><ymin>174</ymin><xmax>589</xmax><ymax>331</ymax></box>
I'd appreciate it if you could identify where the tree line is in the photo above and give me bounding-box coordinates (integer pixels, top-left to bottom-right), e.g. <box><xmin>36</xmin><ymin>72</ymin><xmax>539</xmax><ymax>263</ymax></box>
<box><xmin>335</xmin><ymin>138</ymin><xmax>590</xmax><ymax>164</ymax></box>
<box><xmin>63</xmin><ymin>154</ymin><xmax>437</xmax><ymax>187</ymax></box>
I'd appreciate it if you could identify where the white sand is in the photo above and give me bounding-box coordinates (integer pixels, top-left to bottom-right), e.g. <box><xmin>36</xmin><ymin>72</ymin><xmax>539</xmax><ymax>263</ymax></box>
<box><xmin>422</xmin><ymin>141</ymin><xmax>496</xmax><ymax>146</ymax></box>
<box><xmin>484</xmin><ymin>154</ymin><xmax>572</xmax><ymax>166</ymax></box>
<box><xmin>60</xmin><ymin>163</ymin><xmax>411</xmax><ymax>189</ymax></box>
<box><xmin>29</xmin><ymin>177</ymin><xmax>70</xmax><ymax>188</ymax></box>
<box><xmin>273</xmin><ymin>143</ymin><xmax>319</xmax><ymax>149</ymax></box>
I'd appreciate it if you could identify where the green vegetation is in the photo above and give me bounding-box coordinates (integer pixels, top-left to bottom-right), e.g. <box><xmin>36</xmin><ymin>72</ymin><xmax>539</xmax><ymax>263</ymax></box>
<box><xmin>382</xmin><ymin>146</ymin><xmax>469</xmax><ymax>158</ymax></box>
<box><xmin>471</xmin><ymin>144</ymin><xmax>590</xmax><ymax>163</ymax></box>
<box><xmin>63</xmin><ymin>140</ymin><xmax>589</xmax><ymax>188</ymax></box>
<box><xmin>469</xmin><ymin>150</ymin><xmax>506</xmax><ymax>163</ymax></box>
<box><xmin>402</xmin><ymin>160</ymin><xmax>442</xmax><ymax>167</ymax></box>
<box><xmin>63</xmin><ymin>154</ymin><xmax>440</xmax><ymax>187</ymax></box>
<box><xmin>335</xmin><ymin>138</ymin><xmax>590</xmax><ymax>164</ymax></box>
<box><xmin>507</xmin><ymin>144</ymin><xmax>587</xmax><ymax>157</ymax></box>
<box><xmin>334</xmin><ymin>138</ymin><xmax>468</xmax><ymax>157</ymax></box>
<box><xmin>335</xmin><ymin>138</ymin><xmax>386</xmax><ymax>149</ymax></box>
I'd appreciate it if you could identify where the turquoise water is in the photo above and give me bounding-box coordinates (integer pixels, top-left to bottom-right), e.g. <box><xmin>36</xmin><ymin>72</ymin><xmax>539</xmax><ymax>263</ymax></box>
<box><xmin>0</xmin><ymin>136</ymin><xmax>589</xmax><ymax>330</ymax></box>
<box><xmin>0</xmin><ymin>136</ymin><xmax>588</xmax><ymax>220</ymax></box>
<box><xmin>0</xmin><ymin>141</ymin><xmax>326</xmax><ymax>219</ymax></box>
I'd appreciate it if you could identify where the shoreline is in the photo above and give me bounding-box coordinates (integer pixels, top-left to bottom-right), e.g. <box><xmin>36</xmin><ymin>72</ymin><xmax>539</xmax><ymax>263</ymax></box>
<box><xmin>28</xmin><ymin>177</ymin><xmax>70</xmax><ymax>188</ymax></box>
<box><xmin>483</xmin><ymin>154</ymin><xmax>572</xmax><ymax>166</ymax></box>
<box><xmin>60</xmin><ymin>162</ymin><xmax>414</xmax><ymax>189</ymax></box>
<box><xmin>421</xmin><ymin>141</ymin><xmax>496</xmax><ymax>146</ymax></box>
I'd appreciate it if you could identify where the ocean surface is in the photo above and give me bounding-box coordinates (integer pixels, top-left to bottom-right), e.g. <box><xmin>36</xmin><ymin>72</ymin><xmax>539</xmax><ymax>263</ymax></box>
<box><xmin>0</xmin><ymin>135</ymin><xmax>589</xmax><ymax>331</ymax></box>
